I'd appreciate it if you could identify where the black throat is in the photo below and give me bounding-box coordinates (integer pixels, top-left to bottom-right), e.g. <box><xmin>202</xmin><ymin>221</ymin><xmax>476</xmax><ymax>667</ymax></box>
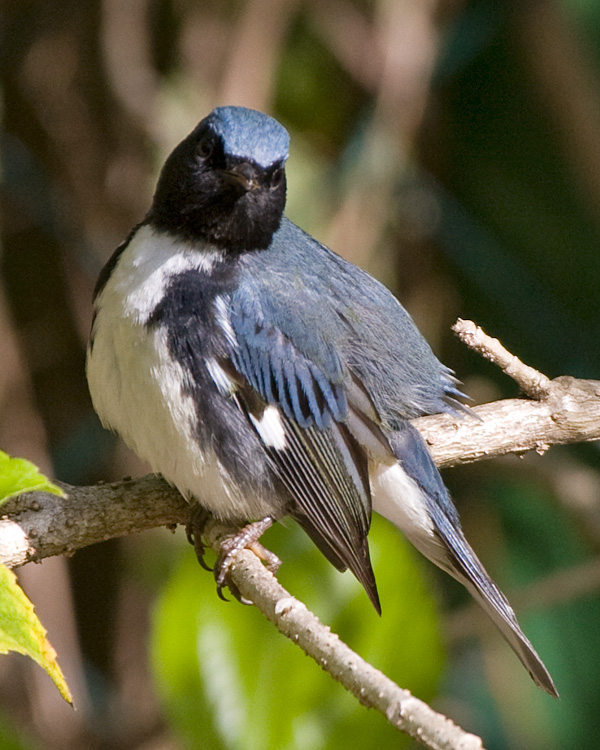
<box><xmin>146</xmin><ymin>135</ymin><xmax>287</xmax><ymax>252</ymax></box>
<box><xmin>147</xmin><ymin>185</ymin><xmax>285</xmax><ymax>252</ymax></box>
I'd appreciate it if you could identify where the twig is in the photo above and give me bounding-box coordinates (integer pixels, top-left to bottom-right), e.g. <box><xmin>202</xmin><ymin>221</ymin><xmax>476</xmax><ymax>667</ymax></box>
<box><xmin>416</xmin><ymin>378</ymin><xmax>600</xmax><ymax>469</ymax></box>
<box><xmin>452</xmin><ymin>319</ymin><xmax>552</xmax><ymax>399</ymax></box>
<box><xmin>0</xmin><ymin>476</ymin><xmax>188</xmax><ymax>569</ymax></box>
<box><xmin>204</xmin><ymin>521</ymin><xmax>484</xmax><ymax>750</ymax></box>
<box><xmin>416</xmin><ymin>320</ymin><xmax>600</xmax><ymax>468</ymax></box>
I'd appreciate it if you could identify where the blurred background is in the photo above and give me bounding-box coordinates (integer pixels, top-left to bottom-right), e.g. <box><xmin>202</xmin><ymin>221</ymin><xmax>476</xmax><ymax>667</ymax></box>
<box><xmin>2</xmin><ymin>0</ymin><xmax>600</xmax><ymax>748</ymax></box>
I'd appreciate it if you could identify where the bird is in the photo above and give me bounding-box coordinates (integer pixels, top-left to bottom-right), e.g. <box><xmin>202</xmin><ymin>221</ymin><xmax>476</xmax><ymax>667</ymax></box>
<box><xmin>86</xmin><ymin>105</ymin><xmax>557</xmax><ymax>697</ymax></box>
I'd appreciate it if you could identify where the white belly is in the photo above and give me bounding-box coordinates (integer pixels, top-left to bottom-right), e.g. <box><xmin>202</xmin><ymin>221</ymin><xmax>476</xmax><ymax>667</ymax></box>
<box><xmin>87</xmin><ymin>315</ymin><xmax>208</xmax><ymax>497</ymax></box>
<box><xmin>86</xmin><ymin>227</ymin><xmax>272</xmax><ymax>520</ymax></box>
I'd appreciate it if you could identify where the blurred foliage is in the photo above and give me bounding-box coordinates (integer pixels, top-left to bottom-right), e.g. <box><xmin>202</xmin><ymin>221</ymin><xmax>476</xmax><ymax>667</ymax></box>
<box><xmin>443</xmin><ymin>466</ymin><xmax>600</xmax><ymax>748</ymax></box>
<box><xmin>2</xmin><ymin>0</ymin><xmax>600</xmax><ymax>749</ymax></box>
<box><xmin>152</xmin><ymin>518</ymin><xmax>443</xmax><ymax>750</ymax></box>
<box><xmin>433</xmin><ymin>0</ymin><xmax>600</xmax><ymax>379</ymax></box>
<box><xmin>0</xmin><ymin>714</ymin><xmax>36</xmax><ymax>750</ymax></box>
<box><xmin>275</xmin><ymin>12</ymin><xmax>368</xmax><ymax>147</ymax></box>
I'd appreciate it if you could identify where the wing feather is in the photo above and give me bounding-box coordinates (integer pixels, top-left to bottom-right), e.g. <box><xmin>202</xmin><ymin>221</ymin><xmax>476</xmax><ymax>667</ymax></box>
<box><xmin>227</xmin><ymin>305</ymin><xmax>380</xmax><ymax>610</ymax></box>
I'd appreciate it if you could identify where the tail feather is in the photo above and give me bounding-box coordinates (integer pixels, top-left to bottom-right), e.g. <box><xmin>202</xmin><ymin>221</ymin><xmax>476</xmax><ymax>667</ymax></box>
<box><xmin>376</xmin><ymin>423</ymin><xmax>558</xmax><ymax>697</ymax></box>
<box><xmin>463</xmin><ymin>575</ymin><xmax>557</xmax><ymax>696</ymax></box>
<box><xmin>432</xmin><ymin>505</ymin><xmax>558</xmax><ymax>697</ymax></box>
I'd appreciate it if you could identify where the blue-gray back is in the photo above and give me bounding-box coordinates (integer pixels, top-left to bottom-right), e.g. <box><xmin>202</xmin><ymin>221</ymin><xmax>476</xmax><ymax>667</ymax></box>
<box><xmin>233</xmin><ymin>218</ymin><xmax>460</xmax><ymax>429</ymax></box>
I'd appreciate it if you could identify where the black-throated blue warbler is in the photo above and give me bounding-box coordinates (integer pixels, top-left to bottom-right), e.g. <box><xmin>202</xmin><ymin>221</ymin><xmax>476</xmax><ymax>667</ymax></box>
<box><xmin>86</xmin><ymin>106</ymin><xmax>557</xmax><ymax>696</ymax></box>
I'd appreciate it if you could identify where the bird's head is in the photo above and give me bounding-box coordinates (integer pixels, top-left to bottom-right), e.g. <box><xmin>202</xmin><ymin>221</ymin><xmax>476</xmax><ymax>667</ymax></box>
<box><xmin>149</xmin><ymin>106</ymin><xmax>290</xmax><ymax>252</ymax></box>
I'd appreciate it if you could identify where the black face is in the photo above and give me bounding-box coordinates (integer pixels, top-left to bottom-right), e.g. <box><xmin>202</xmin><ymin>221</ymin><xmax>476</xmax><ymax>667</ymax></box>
<box><xmin>148</xmin><ymin>123</ymin><xmax>287</xmax><ymax>252</ymax></box>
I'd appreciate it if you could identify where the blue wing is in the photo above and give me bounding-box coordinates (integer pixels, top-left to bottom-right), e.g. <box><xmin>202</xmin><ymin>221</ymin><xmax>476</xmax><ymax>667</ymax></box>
<box><xmin>227</xmin><ymin>300</ymin><xmax>380</xmax><ymax>611</ymax></box>
<box><xmin>222</xmin><ymin>218</ymin><xmax>470</xmax><ymax>615</ymax></box>
<box><xmin>230</xmin><ymin>306</ymin><xmax>347</xmax><ymax>429</ymax></box>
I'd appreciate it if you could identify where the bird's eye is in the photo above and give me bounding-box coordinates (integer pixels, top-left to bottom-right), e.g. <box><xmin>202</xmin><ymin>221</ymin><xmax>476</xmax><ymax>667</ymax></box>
<box><xmin>196</xmin><ymin>136</ymin><xmax>214</xmax><ymax>160</ymax></box>
<box><xmin>270</xmin><ymin>167</ymin><xmax>284</xmax><ymax>189</ymax></box>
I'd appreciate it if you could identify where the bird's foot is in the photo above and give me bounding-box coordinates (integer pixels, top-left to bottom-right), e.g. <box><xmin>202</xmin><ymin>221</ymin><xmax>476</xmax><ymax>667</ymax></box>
<box><xmin>215</xmin><ymin>516</ymin><xmax>281</xmax><ymax>605</ymax></box>
<box><xmin>186</xmin><ymin>505</ymin><xmax>214</xmax><ymax>572</ymax></box>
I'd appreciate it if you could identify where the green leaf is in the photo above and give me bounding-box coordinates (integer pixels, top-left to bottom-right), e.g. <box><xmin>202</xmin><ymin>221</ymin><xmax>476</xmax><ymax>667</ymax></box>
<box><xmin>0</xmin><ymin>450</ymin><xmax>64</xmax><ymax>505</ymax></box>
<box><xmin>151</xmin><ymin>519</ymin><xmax>444</xmax><ymax>750</ymax></box>
<box><xmin>0</xmin><ymin>563</ymin><xmax>72</xmax><ymax>705</ymax></box>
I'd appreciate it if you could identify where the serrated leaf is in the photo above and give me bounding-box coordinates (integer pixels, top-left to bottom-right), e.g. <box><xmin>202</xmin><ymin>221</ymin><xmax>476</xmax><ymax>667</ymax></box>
<box><xmin>0</xmin><ymin>450</ymin><xmax>64</xmax><ymax>506</ymax></box>
<box><xmin>0</xmin><ymin>563</ymin><xmax>72</xmax><ymax>704</ymax></box>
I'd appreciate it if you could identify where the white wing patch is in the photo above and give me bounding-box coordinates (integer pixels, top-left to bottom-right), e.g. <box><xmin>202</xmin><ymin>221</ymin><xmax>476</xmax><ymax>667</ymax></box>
<box><xmin>249</xmin><ymin>405</ymin><xmax>287</xmax><ymax>450</ymax></box>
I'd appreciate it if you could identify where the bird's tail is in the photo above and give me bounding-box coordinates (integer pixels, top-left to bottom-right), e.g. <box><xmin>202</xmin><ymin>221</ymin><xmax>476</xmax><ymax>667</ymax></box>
<box><xmin>373</xmin><ymin>422</ymin><xmax>558</xmax><ymax>697</ymax></box>
<box><xmin>431</xmin><ymin>504</ymin><xmax>558</xmax><ymax>697</ymax></box>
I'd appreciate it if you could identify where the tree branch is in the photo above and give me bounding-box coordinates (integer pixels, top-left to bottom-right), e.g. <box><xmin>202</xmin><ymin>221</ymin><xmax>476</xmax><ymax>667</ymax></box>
<box><xmin>415</xmin><ymin>376</ymin><xmax>600</xmax><ymax>469</ymax></box>
<box><xmin>5</xmin><ymin>367</ymin><xmax>599</xmax><ymax>569</ymax></box>
<box><xmin>3</xmin><ymin>320</ymin><xmax>599</xmax><ymax>748</ymax></box>
<box><xmin>205</xmin><ymin>521</ymin><xmax>484</xmax><ymax>750</ymax></box>
<box><xmin>0</xmin><ymin>476</ymin><xmax>189</xmax><ymax>569</ymax></box>
<box><xmin>417</xmin><ymin>319</ymin><xmax>600</xmax><ymax>468</ymax></box>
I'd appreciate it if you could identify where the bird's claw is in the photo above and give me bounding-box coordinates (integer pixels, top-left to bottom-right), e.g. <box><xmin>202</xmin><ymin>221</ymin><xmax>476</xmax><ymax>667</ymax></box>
<box><xmin>187</xmin><ymin>509</ymin><xmax>280</xmax><ymax>604</ymax></box>
<box><xmin>213</xmin><ymin>516</ymin><xmax>280</xmax><ymax>605</ymax></box>
<box><xmin>186</xmin><ymin>505</ymin><xmax>214</xmax><ymax>571</ymax></box>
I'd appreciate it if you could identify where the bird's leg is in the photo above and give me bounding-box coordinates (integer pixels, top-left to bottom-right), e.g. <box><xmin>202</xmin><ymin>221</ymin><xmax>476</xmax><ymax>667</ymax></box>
<box><xmin>215</xmin><ymin>516</ymin><xmax>281</xmax><ymax>604</ymax></box>
<box><xmin>187</xmin><ymin>508</ymin><xmax>281</xmax><ymax>604</ymax></box>
<box><xmin>186</xmin><ymin>504</ymin><xmax>214</xmax><ymax>571</ymax></box>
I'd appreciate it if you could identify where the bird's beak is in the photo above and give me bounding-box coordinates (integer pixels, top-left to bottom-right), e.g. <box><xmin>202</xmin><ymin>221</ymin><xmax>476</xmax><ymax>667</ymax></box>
<box><xmin>221</xmin><ymin>162</ymin><xmax>260</xmax><ymax>192</ymax></box>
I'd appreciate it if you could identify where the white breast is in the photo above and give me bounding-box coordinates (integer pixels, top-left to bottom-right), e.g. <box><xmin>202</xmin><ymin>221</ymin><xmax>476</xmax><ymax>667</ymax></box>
<box><xmin>86</xmin><ymin>227</ymin><xmax>264</xmax><ymax>518</ymax></box>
